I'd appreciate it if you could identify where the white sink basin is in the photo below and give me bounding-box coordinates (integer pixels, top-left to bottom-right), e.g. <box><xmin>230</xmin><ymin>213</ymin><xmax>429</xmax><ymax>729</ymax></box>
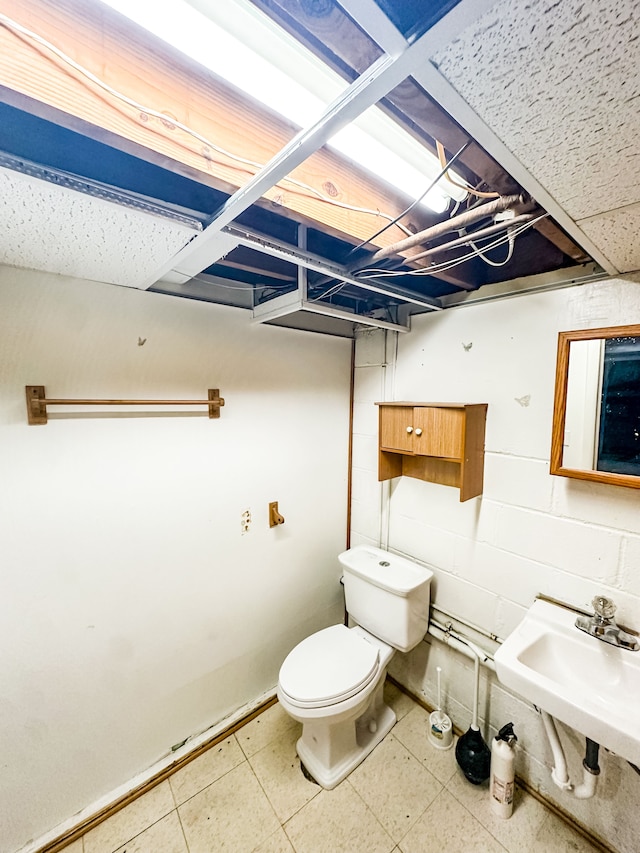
<box><xmin>494</xmin><ymin>598</ymin><xmax>640</xmax><ymax>766</ymax></box>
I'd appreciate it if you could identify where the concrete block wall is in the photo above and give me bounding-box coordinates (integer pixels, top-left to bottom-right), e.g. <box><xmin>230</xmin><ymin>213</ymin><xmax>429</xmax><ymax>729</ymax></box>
<box><xmin>350</xmin><ymin>279</ymin><xmax>640</xmax><ymax>853</ymax></box>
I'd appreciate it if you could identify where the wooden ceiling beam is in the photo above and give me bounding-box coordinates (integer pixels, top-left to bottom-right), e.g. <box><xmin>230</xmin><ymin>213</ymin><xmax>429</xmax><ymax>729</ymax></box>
<box><xmin>0</xmin><ymin>0</ymin><xmax>442</xmax><ymax>252</ymax></box>
<box><xmin>533</xmin><ymin>218</ymin><xmax>591</xmax><ymax>264</ymax></box>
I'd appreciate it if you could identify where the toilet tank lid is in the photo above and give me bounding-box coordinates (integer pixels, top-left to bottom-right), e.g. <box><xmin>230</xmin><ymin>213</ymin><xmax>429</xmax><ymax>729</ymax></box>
<box><xmin>338</xmin><ymin>546</ymin><xmax>433</xmax><ymax>595</ymax></box>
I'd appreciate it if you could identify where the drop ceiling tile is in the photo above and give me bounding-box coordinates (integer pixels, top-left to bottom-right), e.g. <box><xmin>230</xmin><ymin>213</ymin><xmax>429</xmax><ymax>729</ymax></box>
<box><xmin>432</xmin><ymin>0</ymin><xmax>640</xmax><ymax>221</ymax></box>
<box><xmin>0</xmin><ymin>167</ymin><xmax>199</xmax><ymax>288</ymax></box>
<box><xmin>578</xmin><ymin>204</ymin><xmax>640</xmax><ymax>273</ymax></box>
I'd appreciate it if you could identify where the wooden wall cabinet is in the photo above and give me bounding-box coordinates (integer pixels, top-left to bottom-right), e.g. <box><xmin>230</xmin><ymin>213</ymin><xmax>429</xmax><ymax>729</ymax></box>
<box><xmin>376</xmin><ymin>402</ymin><xmax>488</xmax><ymax>501</ymax></box>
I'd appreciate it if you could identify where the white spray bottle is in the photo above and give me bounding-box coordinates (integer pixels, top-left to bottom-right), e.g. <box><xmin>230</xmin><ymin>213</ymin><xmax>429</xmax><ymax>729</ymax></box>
<box><xmin>489</xmin><ymin>722</ymin><xmax>517</xmax><ymax>819</ymax></box>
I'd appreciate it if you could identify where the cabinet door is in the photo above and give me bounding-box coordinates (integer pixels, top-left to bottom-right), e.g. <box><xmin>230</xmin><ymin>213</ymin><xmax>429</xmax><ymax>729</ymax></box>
<box><xmin>379</xmin><ymin>406</ymin><xmax>415</xmax><ymax>452</ymax></box>
<box><xmin>413</xmin><ymin>407</ymin><xmax>464</xmax><ymax>459</ymax></box>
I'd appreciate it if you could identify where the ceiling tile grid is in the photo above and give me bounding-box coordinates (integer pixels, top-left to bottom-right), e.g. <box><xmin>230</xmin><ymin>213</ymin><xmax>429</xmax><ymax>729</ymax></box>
<box><xmin>0</xmin><ymin>167</ymin><xmax>198</xmax><ymax>288</ymax></box>
<box><xmin>431</xmin><ymin>0</ymin><xmax>640</xmax><ymax>225</ymax></box>
<box><xmin>0</xmin><ymin>0</ymin><xmax>631</xmax><ymax>323</ymax></box>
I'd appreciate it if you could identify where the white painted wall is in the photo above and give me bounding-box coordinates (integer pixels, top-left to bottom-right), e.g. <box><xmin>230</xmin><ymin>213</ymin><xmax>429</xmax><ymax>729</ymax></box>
<box><xmin>351</xmin><ymin>278</ymin><xmax>640</xmax><ymax>853</ymax></box>
<box><xmin>0</xmin><ymin>266</ymin><xmax>351</xmax><ymax>853</ymax></box>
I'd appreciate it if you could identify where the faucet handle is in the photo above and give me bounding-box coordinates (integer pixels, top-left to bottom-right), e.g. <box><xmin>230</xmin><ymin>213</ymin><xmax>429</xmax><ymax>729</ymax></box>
<box><xmin>592</xmin><ymin>595</ymin><xmax>616</xmax><ymax>621</ymax></box>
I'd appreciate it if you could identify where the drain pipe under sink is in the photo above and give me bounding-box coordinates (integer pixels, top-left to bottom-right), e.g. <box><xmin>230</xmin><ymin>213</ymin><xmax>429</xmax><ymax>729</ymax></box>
<box><xmin>426</xmin><ymin>618</ymin><xmax>601</xmax><ymax>799</ymax></box>
<box><xmin>540</xmin><ymin>711</ymin><xmax>600</xmax><ymax>799</ymax></box>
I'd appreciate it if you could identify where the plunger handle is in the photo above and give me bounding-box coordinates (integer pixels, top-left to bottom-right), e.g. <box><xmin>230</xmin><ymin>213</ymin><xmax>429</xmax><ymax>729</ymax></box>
<box><xmin>471</xmin><ymin>655</ymin><xmax>479</xmax><ymax>730</ymax></box>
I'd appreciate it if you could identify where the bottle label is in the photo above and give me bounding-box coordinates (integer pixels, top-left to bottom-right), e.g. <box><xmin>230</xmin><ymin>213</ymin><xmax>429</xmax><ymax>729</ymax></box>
<box><xmin>491</xmin><ymin>777</ymin><xmax>514</xmax><ymax>805</ymax></box>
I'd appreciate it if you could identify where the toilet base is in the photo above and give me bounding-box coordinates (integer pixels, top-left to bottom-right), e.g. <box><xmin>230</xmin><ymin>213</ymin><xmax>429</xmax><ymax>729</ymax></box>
<box><xmin>295</xmin><ymin>687</ymin><xmax>396</xmax><ymax>790</ymax></box>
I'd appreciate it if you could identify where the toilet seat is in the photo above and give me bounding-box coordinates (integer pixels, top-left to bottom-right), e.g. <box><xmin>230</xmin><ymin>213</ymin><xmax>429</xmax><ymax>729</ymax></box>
<box><xmin>279</xmin><ymin>625</ymin><xmax>380</xmax><ymax>709</ymax></box>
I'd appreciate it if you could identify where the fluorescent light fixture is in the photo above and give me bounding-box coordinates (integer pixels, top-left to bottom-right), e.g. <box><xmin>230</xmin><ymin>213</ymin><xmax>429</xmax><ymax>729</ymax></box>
<box><xmin>99</xmin><ymin>0</ymin><xmax>468</xmax><ymax>212</ymax></box>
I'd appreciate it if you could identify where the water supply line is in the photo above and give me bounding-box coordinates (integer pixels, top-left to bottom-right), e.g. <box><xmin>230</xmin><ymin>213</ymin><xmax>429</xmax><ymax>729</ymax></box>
<box><xmin>428</xmin><ymin>617</ymin><xmax>495</xmax><ymax>673</ymax></box>
<box><xmin>407</xmin><ymin>587</ymin><xmax>604</xmax><ymax>800</ymax></box>
<box><xmin>432</xmin><ymin>603</ymin><xmax>503</xmax><ymax>645</ymax></box>
<box><xmin>540</xmin><ymin>711</ymin><xmax>600</xmax><ymax>799</ymax></box>
<box><xmin>429</xmin><ymin>617</ymin><xmax>601</xmax><ymax>799</ymax></box>
<box><xmin>429</xmin><ymin>615</ymin><xmax>601</xmax><ymax>799</ymax></box>
<box><xmin>540</xmin><ymin>711</ymin><xmax>572</xmax><ymax>791</ymax></box>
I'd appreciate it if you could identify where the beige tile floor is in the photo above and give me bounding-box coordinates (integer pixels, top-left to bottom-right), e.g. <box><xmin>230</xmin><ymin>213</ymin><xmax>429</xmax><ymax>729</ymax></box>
<box><xmin>64</xmin><ymin>684</ymin><xmax>603</xmax><ymax>853</ymax></box>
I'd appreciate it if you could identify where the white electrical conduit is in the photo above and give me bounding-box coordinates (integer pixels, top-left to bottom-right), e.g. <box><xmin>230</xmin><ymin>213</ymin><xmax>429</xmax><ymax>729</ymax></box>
<box><xmin>540</xmin><ymin>711</ymin><xmax>599</xmax><ymax>799</ymax></box>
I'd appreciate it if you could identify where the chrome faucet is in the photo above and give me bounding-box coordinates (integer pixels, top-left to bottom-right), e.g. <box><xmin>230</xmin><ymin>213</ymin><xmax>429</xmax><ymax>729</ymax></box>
<box><xmin>575</xmin><ymin>596</ymin><xmax>639</xmax><ymax>651</ymax></box>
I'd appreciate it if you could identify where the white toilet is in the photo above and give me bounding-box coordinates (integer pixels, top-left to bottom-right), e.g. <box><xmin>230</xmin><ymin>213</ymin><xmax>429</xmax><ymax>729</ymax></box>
<box><xmin>277</xmin><ymin>545</ymin><xmax>433</xmax><ymax>789</ymax></box>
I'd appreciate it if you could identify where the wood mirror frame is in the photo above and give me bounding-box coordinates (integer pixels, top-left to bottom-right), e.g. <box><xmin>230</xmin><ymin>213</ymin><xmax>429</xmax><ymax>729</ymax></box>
<box><xmin>550</xmin><ymin>324</ymin><xmax>640</xmax><ymax>489</ymax></box>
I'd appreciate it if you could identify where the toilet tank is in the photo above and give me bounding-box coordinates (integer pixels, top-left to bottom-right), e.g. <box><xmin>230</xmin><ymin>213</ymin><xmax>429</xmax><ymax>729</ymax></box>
<box><xmin>339</xmin><ymin>546</ymin><xmax>433</xmax><ymax>653</ymax></box>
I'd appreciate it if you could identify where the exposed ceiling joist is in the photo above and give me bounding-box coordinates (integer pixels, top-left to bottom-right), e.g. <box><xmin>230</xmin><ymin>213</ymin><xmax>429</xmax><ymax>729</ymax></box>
<box><xmin>0</xmin><ymin>0</ymin><xmax>439</xmax><ymax>259</ymax></box>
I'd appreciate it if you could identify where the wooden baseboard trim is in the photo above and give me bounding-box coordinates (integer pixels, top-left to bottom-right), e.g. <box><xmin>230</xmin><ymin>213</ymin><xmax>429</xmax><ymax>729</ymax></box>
<box><xmin>36</xmin><ymin>695</ymin><xmax>278</xmax><ymax>853</ymax></box>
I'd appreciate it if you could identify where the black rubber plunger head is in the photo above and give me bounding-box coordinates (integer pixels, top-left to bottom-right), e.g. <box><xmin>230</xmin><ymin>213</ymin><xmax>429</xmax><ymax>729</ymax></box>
<box><xmin>455</xmin><ymin>726</ymin><xmax>491</xmax><ymax>784</ymax></box>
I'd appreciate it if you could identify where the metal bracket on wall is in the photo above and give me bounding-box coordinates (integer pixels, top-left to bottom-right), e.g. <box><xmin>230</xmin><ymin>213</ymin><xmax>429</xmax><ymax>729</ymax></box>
<box><xmin>25</xmin><ymin>385</ymin><xmax>225</xmax><ymax>424</ymax></box>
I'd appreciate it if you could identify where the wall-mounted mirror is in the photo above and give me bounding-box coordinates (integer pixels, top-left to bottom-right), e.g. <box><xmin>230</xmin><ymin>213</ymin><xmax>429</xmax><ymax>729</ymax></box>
<box><xmin>551</xmin><ymin>325</ymin><xmax>640</xmax><ymax>489</ymax></box>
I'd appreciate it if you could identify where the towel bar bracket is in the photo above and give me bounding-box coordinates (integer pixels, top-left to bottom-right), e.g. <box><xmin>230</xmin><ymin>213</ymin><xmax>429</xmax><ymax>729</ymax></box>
<box><xmin>25</xmin><ymin>385</ymin><xmax>225</xmax><ymax>424</ymax></box>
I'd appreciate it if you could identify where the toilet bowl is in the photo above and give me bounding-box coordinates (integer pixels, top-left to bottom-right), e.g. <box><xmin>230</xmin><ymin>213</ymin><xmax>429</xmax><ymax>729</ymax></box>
<box><xmin>277</xmin><ymin>625</ymin><xmax>396</xmax><ymax>789</ymax></box>
<box><xmin>277</xmin><ymin>546</ymin><xmax>433</xmax><ymax>789</ymax></box>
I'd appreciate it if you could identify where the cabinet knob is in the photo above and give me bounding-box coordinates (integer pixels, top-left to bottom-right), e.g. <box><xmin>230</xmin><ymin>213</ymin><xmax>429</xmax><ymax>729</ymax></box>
<box><xmin>415</xmin><ymin>428</ymin><xmax>423</xmax><ymax>436</ymax></box>
<box><xmin>406</xmin><ymin>426</ymin><xmax>413</xmax><ymax>434</ymax></box>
